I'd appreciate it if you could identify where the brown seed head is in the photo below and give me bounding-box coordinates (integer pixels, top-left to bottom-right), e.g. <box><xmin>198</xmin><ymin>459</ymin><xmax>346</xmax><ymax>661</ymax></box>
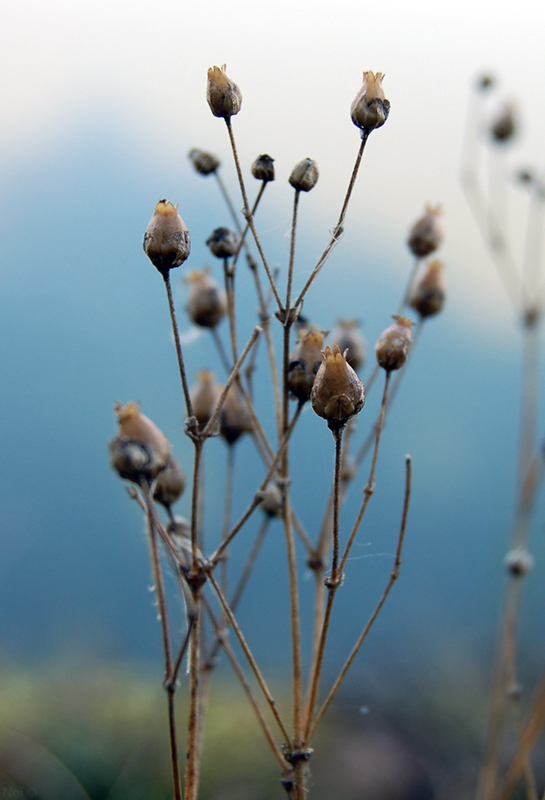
<box><xmin>220</xmin><ymin>385</ymin><xmax>253</xmax><ymax>446</ymax></box>
<box><xmin>351</xmin><ymin>71</ymin><xmax>390</xmax><ymax>133</ymax></box>
<box><xmin>311</xmin><ymin>345</ymin><xmax>365</xmax><ymax>432</ymax></box>
<box><xmin>407</xmin><ymin>204</ymin><xmax>443</xmax><ymax>258</ymax></box>
<box><xmin>287</xmin><ymin>330</ymin><xmax>326</xmax><ymax>404</ymax></box>
<box><xmin>109</xmin><ymin>401</ymin><xmax>171</xmax><ymax>483</ymax></box>
<box><xmin>252</xmin><ymin>154</ymin><xmax>275</xmax><ymax>183</ymax></box>
<box><xmin>185</xmin><ymin>269</ymin><xmax>227</xmax><ymax>328</ymax></box>
<box><xmin>375</xmin><ymin>316</ymin><xmax>413</xmax><ymax>372</ymax></box>
<box><xmin>206</xmin><ymin>227</ymin><xmax>239</xmax><ymax>259</ymax></box>
<box><xmin>260</xmin><ymin>483</ymin><xmax>283</xmax><ymax>518</ymax></box>
<box><xmin>491</xmin><ymin>103</ymin><xmax>516</xmax><ymax>143</ymax></box>
<box><xmin>289</xmin><ymin>159</ymin><xmax>319</xmax><ymax>192</ymax></box>
<box><xmin>190</xmin><ymin>371</ymin><xmax>221</xmax><ymax>429</ymax></box>
<box><xmin>189</xmin><ymin>148</ymin><xmax>221</xmax><ymax>176</ymax></box>
<box><xmin>329</xmin><ymin>320</ymin><xmax>366</xmax><ymax>372</ymax></box>
<box><xmin>207</xmin><ymin>64</ymin><xmax>242</xmax><ymax>119</ymax></box>
<box><xmin>409</xmin><ymin>259</ymin><xmax>446</xmax><ymax>318</ymax></box>
<box><xmin>153</xmin><ymin>456</ymin><xmax>186</xmax><ymax>509</ymax></box>
<box><xmin>143</xmin><ymin>199</ymin><xmax>190</xmax><ymax>277</ymax></box>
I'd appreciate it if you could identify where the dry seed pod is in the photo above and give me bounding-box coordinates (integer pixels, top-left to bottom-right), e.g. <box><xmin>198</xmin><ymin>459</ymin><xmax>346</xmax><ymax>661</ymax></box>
<box><xmin>190</xmin><ymin>370</ymin><xmax>221</xmax><ymax>429</ymax></box>
<box><xmin>260</xmin><ymin>483</ymin><xmax>283</xmax><ymax>518</ymax></box>
<box><xmin>311</xmin><ymin>345</ymin><xmax>365</xmax><ymax>432</ymax></box>
<box><xmin>153</xmin><ymin>456</ymin><xmax>186</xmax><ymax>509</ymax></box>
<box><xmin>206</xmin><ymin>227</ymin><xmax>239</xmax><ymax>259</ymax></box>
<box><xmin>351</xmin><ymin>71</ymin><xmax>390</xmax><ymax>133</ymax></box>
<box><xmin>185</xmin><ymin>269</ymin><xmax>227</xmax><ymax>328</ymax></box>
<box><xmin>189</xmin><ymin>148</ymin><xmax>221</xmax><ymax>176</ymax></box>
<box><xmin>109</xmin><ymin>402</ymin><xmax>171</xmax><ymax>483</ymax></box>
<box><xmin>289</xmin><ymin>159</ymin><xmax>319</xmax><ymax>192</ymax></box>
<box><xmin>143</xmin><ymin>200</ymin><xmax>190</xmax><ymax>277</ymax></box>
<box><xmin>287</xmin><ymin>330</ymin><xmax>326</xmax><ymax>404</ymax></box>
<box><xmin>207</xmin><ymin>64</ymin><xmax>242</xmax><ymax>119</ymax></box>
<box><xmin>220</xmin><ymin>385</ymin><xmax>253</xmax><ymax>445</ymax></box>
<box><xmin>329</xmin><ymin>320</ymin><xmax>366</xmax><ymax>372</ymax></box>
<box><xmin>375</xmin><ymin>316</ymin><xmax>413</xmax><ymax>372</ymax></box>
<box><xmin>504</xmin><ymin>547</ymin><xmax>534</xmax><ymax>577</ymax></box>
<box><xmin>409</xmin><ymin>260</ymin><xmax>446</xmax><ymax>318</ymax></box>
<box><xmin>491</xmin><ymin>103</ymin><xmax>516</xmax><ymax>143</ymax></box>
<box><xmin>252</xmin><ymin>154</ymin><xmax>275</xmax><ymax>183</ymax></box>
<box><xmin>407</xmin><ymin>204</ymin><xmax>443</xmax><ymax>258</ymax></box>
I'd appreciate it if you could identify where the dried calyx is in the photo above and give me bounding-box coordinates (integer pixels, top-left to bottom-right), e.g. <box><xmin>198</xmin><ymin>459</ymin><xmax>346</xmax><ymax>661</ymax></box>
<box><xmin>185</xmin><ymin>269</ymin><xmax>227</xmax><ymax>329</ymax></box>
<box><xmin>190</xmin><ymin>371</ymin><xmax>221</xmax><ymax>430</ymax></box>
<box><xmin>252</xmin><ymin>154</ymin><xmax>275</xmax><ymax>183</ymax></box>
<box><xmin>289</xmin><ymin>159</ymin><xmax>319</xmax><ymax>192</ymax></box>
<box><xmin>409</xmin><ymin>260</ymin><xmax>446</xmax><ymax>318</ymax></box>
<box><xmin>207</xmin><ymin>64</ymin><xmax>242</xmax><ymax>119</ymax></box>
<box><xmin>328</xmin><ymin>320</ymin><xmax>366</xmax><ymax>372</ymax></box>
<box><xmin>206</xmin><ymin>227</ymin><xmax>239</xmax><ymax>259</ymax></box>
<box><xmin>375</xmin><ymin>316</ymin><xmax>413</xmax><ymax>372</ymax></box>
<box><xmin>153</xmin><ymin>457</ymin><xmax>186</xmax><ymax>510</ymax></box>
<box><xmin>220</xmin><ymin>385</ymin><xmax>253</xmax><ymax>445</ymax></box>
<box><xmin>288</xmin><ymin>330</ymin><xmax>326</xmax><ymax>404</ymax></box>
<box><xmin>311</xmin><ymin>345</ymin><xmax>365</xmax><ymax>432</ymax></box>
<box><xmin>189</xmin><ymin>148</ymin><xmax>221</xmax><ymax>176</ymax></box>
<box><xmin>407</xmin><ymin>204</ymin><xmax>443</xmax><ymax>259</ymax></box>
<box><xmin>143</xmin><ymin>200</ymin><xmax>191</xmax><ymax>277</ymax></box>
<box><xmin>351</xmin><ymin>71</ymin><xmax>390</xmax><ymax>134</ymax></box>
<box><xmin>109</xmin><ymin>402</ymin><xmax>171</xmax><ymax>483</ymax></box>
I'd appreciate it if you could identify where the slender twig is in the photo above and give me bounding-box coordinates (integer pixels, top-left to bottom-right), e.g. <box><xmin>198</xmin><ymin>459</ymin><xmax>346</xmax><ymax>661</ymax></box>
<box><xmin>307</xmin><ymin>455</ymin><xmax>412</xmax><ymax>742</ymax></box>
<box><xmin>163</xmin><ymin>273</ymin><xmax>194</xmax><ymax>418</ymax></box>
<box><xmin>293</xmin><ymin>134</ymin><xmax>369</xmax><ymax>308</ymax></box>
<box><xmin>286</xmin><ymin>190</ymin><xmax>300</xmax><ymax>313</ymax></box>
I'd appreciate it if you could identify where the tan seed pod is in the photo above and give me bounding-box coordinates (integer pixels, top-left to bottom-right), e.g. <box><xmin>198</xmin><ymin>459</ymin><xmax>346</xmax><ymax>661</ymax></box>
<box><xmin>409</xmin><ymin>259</ymin><xmax>446</xmax><ymax>318</ymax></box>
<box><xmin>407</xmin><ymin>204</ymin><xmax>443</xmax><ymax>258</ymax></box>
<box><xmin>189</xmin><ymin>148</ymin><xmax>221</xmax><ymax>176</ymax></box>
<box><xmin>289</xmin><ymin>159</ymin><xmax>319</xmax><ymax>192</ymax></box>
<box><xmin>375</xmin><ymin>316</ymin><xmax>413</xmax><ymax>372</ymax></box>
<box><xmin>260</xmin><ymin>483</ymin><xmax>283</xmax><ymax>518</ymax></box>
<box><xmin>328</xmin><ymin>320</ymin><xmax>366</xmax><ymax>372</ymax></box>
<box><xmin>351</xmin><ymin>71</ymin><xmax>390</xmax><ymax>133</ymax></box>
<box><xmin>311</xmin><ymin>345</ymin><xmax>365</xmax><ymax>432</ymax></box>
<box><xmin>143</xmin><ymin>200</ymin><xmax>190</xmax><ymax>277</ymax></box>
<box><xmin>185</xmin><ymin>269</ymin><xmax>227</xmax><ymax>328</ymax></box>
<box><xmin>287</xmin><ymin>330</ymin><xmax>326</xmax><ymax>404</ymax></box>
<box><xmin>504</xmin><ymin>547</ymin><xmax>534</xmax><ymax>577</ymax></box>
<box><xmin>109</xmin><ymin>402</ymin><xmax>171</xmax><ymax>483</ymax></box>
<box><xmin>219</xmin><ymin>385</ymin><xmax>253</xmax><ymax>446</ymax></box>
<box><xmin>153</xmin><ymin>456</ymin><xmax>186</xmax><ymax>510</ymax></box>
<box><xmin>207</xmin><ymin>64</ymin><xmax>242</xmax><ymax>119</ymax></box>
<box><xmin>491</xmin><ymin>103</ymin><xmax>516</xmax><ymax>143</ymax></box>
<box><xmin>252</xmin><ymin>154</ymin><xmax>275</xmax><ymax>183</ymax></box>
<box><xmin>190</xmin><ymin>371</ymin><xmax>221</xmax><ymax>429</ymax></box>
<box><xmin>206</xmin><ymin>227</ymin><xmax>239</xmax><ymax>259</ymax></box>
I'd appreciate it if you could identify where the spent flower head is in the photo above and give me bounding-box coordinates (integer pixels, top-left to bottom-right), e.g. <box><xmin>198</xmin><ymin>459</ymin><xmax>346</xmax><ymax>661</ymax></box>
<box><xmin>206</xmin><ymin>227</ymin><xmax>239</xmax><ymax>259</ymax></box>
<box><xmin>185</xmin><ymin>269</ymin><xmax>227</xmax><ymax>329</ymax></box>
<box><xmin>109</xmin><ymin>402</ymin><xmax>171</xmax><ymax>483</ymax></box>
<box><xmin>220</xmin><ymin>385</ymin><xmax>253</xmax><ymax>445</ymax></box>
<box><xmin>289</xmin><ymin>159</ymin><xmax>319</xmax><ymax>192</ymax></box>
<box><xmin>409</xmin><ymin>259</ymin><xmax>446</xmax><ymax>319</ymax></box>
<box><xmin>189</xmin><ymin>148</ymin><xmax>221</xmax><ymax>176</ymax></box>
<box><xmin>143</xmin><ymin>200</ymin><xmax>190</xmax><ymax>277</ymax></box>
<box><xmin>207</xmin><ymin>64</ymin><xmax>242</xmax><ymax>119</ymax></box>
<box><xmin>351</xmin><ymin>71</ymin><xmax>390</xmax><ymax>134</ymax></box>
<box><xmin>311</xmin><ymin>345</ymin><xmax>365</xmax><ymax>432</ymax></box>
<box><xmin>287</xmin><ymin>330</ymin><xmax>326</xmax><ymax>404</ymax></box>
<box><xmin>153</xmin><ymin>457</ymin><xmax>186</xmax><ymax>510</ymax></box>
<box><xmin>190</xmin><ymin>371</ymin><xmax>221</xmax><ymax>430</ymax></box>
<box><xmin>252</xmin><ymin>154</ymin><xmax>275</xmax><ymax>183</ymax></box>
<box><xmin>375</xmin><ymin>316</ymin><xmax>413</xmax><ymax>372</ymax></box>
<box><xmin>407</xmin><ymin>204</ymin><xmax>443</xmax><ymax>258</ymax></box>
<box><xmin>328</xmin><ymin>320</ymin><xmax>366</xmax><ymax>372</ymax></box>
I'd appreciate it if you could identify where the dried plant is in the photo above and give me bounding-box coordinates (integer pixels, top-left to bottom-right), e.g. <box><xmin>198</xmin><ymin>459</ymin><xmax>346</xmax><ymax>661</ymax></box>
<box><xmin>462</xmin><ymin>73</ymin><xmax>545</xmax><ymax>800</ymax></box>
<box><xmin>109</xmin><ymin>65</ymin><xmax>447</xmax><ymax>799</ymax></box>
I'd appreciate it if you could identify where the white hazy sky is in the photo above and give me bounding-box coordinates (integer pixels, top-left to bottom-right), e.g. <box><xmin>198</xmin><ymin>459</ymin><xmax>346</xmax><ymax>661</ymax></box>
<box><xmin>3</xmin><ymin>0</ymin><xmax>545</xmax><ymax>338</ymax></box>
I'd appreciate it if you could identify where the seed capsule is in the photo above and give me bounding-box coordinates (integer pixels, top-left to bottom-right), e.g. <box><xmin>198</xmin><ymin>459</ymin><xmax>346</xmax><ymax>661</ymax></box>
<box><xmin>153</xmin><ymin>456</ymin><xmax>186</xmax><ymax>510</ymax></box>
<box><xmin>329</xmin><ymin>320</ymin><xmax>366</xmax><ymax>372</ymax></box>
<box><xmin>207</xmin><ymin>64</ymin><xmax>242</xmax><ymax>119</ymax></box>
<box><xmin>287</xmin><ymin>330</ymin><xmax>326</xmax><ymax>404</ymax></box>
<box><xmin>409</xmin><ymin>260</ymin><xmax>446</xmax><ymax>318</ymax></box>
<box><xmin>311</xmin><ymin>345</ymin><xmax>365</xmax><ymax>432</ymax></box>
<box><xmin>407</xmin><ymin>204</ymin><xmax>443</xmax><ymax>258</ymax></box>
<box><xmin>190</xmin><ymin>371</ymin><xmax>221</xmax><ymax>430</ymax></box>
<box><xmin>109</xmin><ymin>402</ymin><xmax>171</xmax><ymax>483</ymax></box>
<box><xmin>189</xmin><ymin>148</ymin><xmax>221</xmax><ymax>176</ymax></box>
<box><xmin>289</xmin><ymin>159</ymin><xmax>319</xmax><ymax>192</ymax></box>
<box><xmin>206</xmin><ymin>227</ymin><xmax>239</xmax><ymax>259</ymax></box>
<box><xmin>260</xmin><ymin>483</ymin><xmax>283</xmax><ymax>518</ymax></box>
<box><xmin>219</xmin><ymin>385</ymin><xmax>253</xmax><ymax>445</ymax></box>
<box><xmin>185</xmin><ymin>269</ymin><xmax>227</xmax><ymax>328</ymax></box>
<box><xmin>375</xmin><ymin>316</ymin><xmax>413</xmax><ymax>372</ymax></box>
<box><xmin>491</xmin><ymin>103</ymin><xmax>516</xmax><ymax>143</ymax></box>
<box><xmin>143</xmin><ymin>200</ymin><xmax>190</xmax><ymax>277</ymax></box>
<box><xmin>252</xmin><ymin>154</ymin><xmax>275</xmax><ymax>183</ymax></box>
<box><xmin>351</xmin><ymin>71</ymin><xmax>390</xmax><ymax>133</ymax></box>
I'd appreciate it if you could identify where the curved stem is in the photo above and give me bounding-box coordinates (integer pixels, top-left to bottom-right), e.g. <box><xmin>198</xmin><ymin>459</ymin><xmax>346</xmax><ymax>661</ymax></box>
<box><xmin>163</xmin><ymin>273</ymin><xmax>193</xmax><ymax>418</ymax></box>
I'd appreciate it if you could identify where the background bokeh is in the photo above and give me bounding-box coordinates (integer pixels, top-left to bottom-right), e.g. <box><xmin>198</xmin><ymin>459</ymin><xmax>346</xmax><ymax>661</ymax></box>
<box><xmin>2</xmin><ymin>0</ymin><xmax>545</xmax><ymax>797</ymax></box>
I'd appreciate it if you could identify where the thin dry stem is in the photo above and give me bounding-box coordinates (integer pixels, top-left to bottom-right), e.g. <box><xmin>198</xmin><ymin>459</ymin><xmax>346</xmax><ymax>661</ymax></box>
<box><xmin>164</xmin><ymin>273</ymin><xmax>194</xmax><ymax>418</ymax></box>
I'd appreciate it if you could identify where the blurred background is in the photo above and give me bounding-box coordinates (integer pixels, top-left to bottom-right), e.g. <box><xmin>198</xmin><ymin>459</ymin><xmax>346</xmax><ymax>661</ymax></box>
<box><xmin>1</xmin><ymin>0</ymin><xmax>545</xmax><ymax>797</ymax></box>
